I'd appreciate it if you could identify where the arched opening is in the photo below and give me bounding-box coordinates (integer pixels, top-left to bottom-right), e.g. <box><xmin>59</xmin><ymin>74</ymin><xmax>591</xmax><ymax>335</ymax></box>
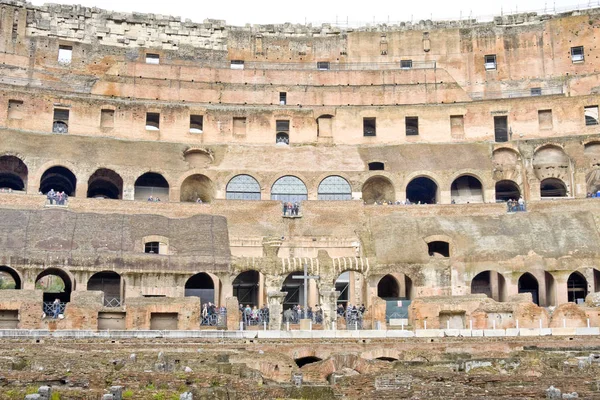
<box><xmin>0</xmin><ymin>155</ymin><xmax>27</xmax><ymax>191</ymax></box>
<box><xmin>518</xmin><ymin>273</ymin><xmax>539</xmax><ymax>305</ymax></box>
<box><xmin>470</xmin><ymin>271</ymin><xmax>506</xmax><ymax>302</ymax></box>
<box><xmin>316</xmin><ymin>115</ymin><xmax>333</xmax><ymax>137</ymax></box>
<box><xmin>362</xmin><ymin>176</ymin><xmax>394</xmax><ymax>204</ymax></box>
<box><xmin>226</xmin><ymin>175</ymin><xmax>261</xmax><ymax>200</ymax></box>
<box><xmin>134</xmin><ymin>172</ymin><xmax>169</xmax><ymax>201</ymax></box>
<box><xmin>39</xmin><ymin>166</ymin><xmax>77</xmax><ymax>196</ymax></box>
<box><xmin>495</xmin><ymin>180</ymin><xmax>521</xmax><ymax>202</ymax></box>
<box><xmin>377</xmin><ymin>275</ymin><xmax>399</xmax><ymax>298</ymax></box>
<box><xmin>184</xmin><ymin>273</ymin><xmax>215</xmax><ymax>305</ymax></box>
<box><xmin>375</xmin><ymin>357</ymin><xmax>398</xmax><ymax>362</ymax></box>
<box><xmin>567</xmin><ymin>272</ymin><xmax>588</xmax><ymax>304</ymax></box>
<box><xmin>540</xmin><ymin>178</ymin><xmax>567</xmax><ymax>198</ymax></box>
<box><xmin>0</xmin><ymin>266</ymin><xmax>21</xmax><ymax>289</ymax></box>
<box><xmin>35</xmin><ymin>268</ymin><xmax>73</xmax><ymax>303</ymax></box>
<box><xmin>427</xmin><ymin>241</ymin><xmax>450</xmax><ymax>257</ymax></box>
<box><xmin>233</xmin><ymin>270</ymin><xmax>261</xmax><ymax>308</ymax></box>
<box><xmin>294</xmin><ymin>356</ymin><xmax>322</xmax><ymax>368</ymax></box>
<box><xmin>276</xmin><ymin>132</ymin><xmax>289</xmax><ymax>145</ymax></box>
<box><xmin>406</xmin><ymin>177</ymin><xmax>437</xmax><ymax>204</ymax></box>
<box><xmin>532</xmin><ymin>146</ymin><xmax>570</xmax><ymax>183</ymax></box>
<box><xmin>451</xmin><ymin>175</ymin><xmax>484</xmax><ymax>203</ymax></box>
<box><xmin>282</xmin><ymin>272</ymin><xmax>304</xmax><ymax>310</ymax></box>
<box><xmin>180</xmin><ymin>174</ymin><xmax>215</xmax><ymax>203</ymax></box>
<box><xmin>87</xmin><ymin>271</ymin><xmax>121</xmax><ymax>306</ymax></box>
<box><xmin>271</xmin><ymin>176</ymin><xmax>308</xmax><ymax>202</ymax></box>
<box><xmin>318</xmin><ymin>176</ymin><xmax>352</xmax><ymax>200</ymax></box>
<box><xmin>368</xmin><ymin>162</ymin><xmax>384</xmax><ymax>171</ymax></box>
<box><xmin>87</xmin><ymin>168</ymin><xmax>123</xmax><ymax>199</ymax></box>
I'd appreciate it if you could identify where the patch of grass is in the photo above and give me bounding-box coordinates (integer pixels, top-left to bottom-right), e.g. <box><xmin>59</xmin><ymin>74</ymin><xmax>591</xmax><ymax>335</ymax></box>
<box><xmin>50</xmin><ymin>393</ymin><xmax>61</xmax><ymax>400</ymax></box>
<box><xmin>146</xmin><ymin>383</ymin><xmax>156</xmax><ymax>390</ymax></box>
<box><xmin>122</xmin><ymin>389</ymin><xmax>134</xmax><ymax>399</ymax></box>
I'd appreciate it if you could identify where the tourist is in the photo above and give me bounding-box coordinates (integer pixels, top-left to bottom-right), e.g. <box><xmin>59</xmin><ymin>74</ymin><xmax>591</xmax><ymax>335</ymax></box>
<box><xmin>47</xmin><ymin>188</ymin><xmax>55</xmax><ymax>205</ymax></box>
<box><xmin>337</xmin><ymin>304</ymin><xmax>344</xmax><ymax>316</ymax></box>
<box><xmin>202</xmin><ymin>303</ymin><xmax>208</xmax><ymax>320</ymax></box>
<box><xmin>147</xmin><ymin>196</ymin><xmax>153</xmax><ymax>202</ymax></box>
<box><xmin>52</xmin><ymin>298</ymin><xmax>61</xmax><ymax>319</ymax></box>
<box><xmin>518</xmin><ymin>196</ymin><xmax>525</xmax><ymax>211</ymax></box>
<box><xmin>196</xmin><ymin>197</ymin><xmax>203</xmax><ymax>204</ymax></box>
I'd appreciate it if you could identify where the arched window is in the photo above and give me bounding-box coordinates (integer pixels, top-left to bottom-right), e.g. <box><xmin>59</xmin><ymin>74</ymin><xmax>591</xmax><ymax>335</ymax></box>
<box><xmin>495</xmin><ymin>180</ymin><xmax>520</xmax><ymax>202</ymax></box>
<box><xmin>271</xmin><ymin>176</ymin><xmax>307</xmax><ymax>202</ymax></box>
<box><xmin>540</xmin><ymin>178</ymin><xmax>567</xmax><ymax>197</ymax></box>
<box><xmin>0</xmin><ymin>155</ymin><xmax>28</xmax><ymax>191</ymax></box>
<box><xmin>318</xmin><ymin>176</ymin><xmax>352</xmax><ymax>200</ymax></box>
<box><xmin>39</xmin><ymin>166</ymin><xmax>77</xmax><ymax>196</ymax></box>
<box><xmin>518</xmin><ymin>273</ymin><xmax>539</xmax><ymax>305</ymax></box>
<box><xmin>87</xmin><ymin>168</ymin><xmax>123</xmax><ymax>199</ymax></box>
<box><xmin>226</xmin><ymin>175</ymin><xmax>261</xmax><ymax>200</ymax></box>
<box><xmin>134</xmin><ymin>172</ymin><xmax>169</xmax><ymax>201</ymax></box>
<box><xmin>406</xmin><ymin>177</ymin><xmax>437</xmax><ymax>204</ymax></box>
<box><xmin>450</xmin><ymin>175</ymin><xmax>483</xmax><ymax>203</ymax></box>
<box><xmin>276</xmin><ymin>132</ymin><xmax>289</xmax><ymax>145</ymax></box>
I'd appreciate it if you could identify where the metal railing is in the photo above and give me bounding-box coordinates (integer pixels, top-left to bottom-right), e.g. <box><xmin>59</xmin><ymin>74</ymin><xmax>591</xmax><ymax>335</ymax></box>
<box><xmin>43</xmin><ymin>302</ymin><xmax>66</xmax><ymax>318</ymax></box>
<box><xmin>343</xmin><ymin>310</ymin><xmax>364</xmax><ymax>330</ymax></box>
<box><xmin>505</xmin><ymin>200</ymin><xmax>527</xmax><ymax>213</ymax></box>
<box><xmin>470</xmin><ymin>86</ymin><xmax>563</xmax><ymax>100</ymax></box>
<box><xmin>201</xmin><ymin>310</ymin><xmax>227</xmax><ymax>327</ymax></box>
<box><xmin>241</xmin><ymin>309</ymin><xmax>270</xmax><ymax>326</ymax></box>
<box><xmin>104</xmin><ymin>297</ymin><xmax>122</xmax><ymax>308</ymax></box>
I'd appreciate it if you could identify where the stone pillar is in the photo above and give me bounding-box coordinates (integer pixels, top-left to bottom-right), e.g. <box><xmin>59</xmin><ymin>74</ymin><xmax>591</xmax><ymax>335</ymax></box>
<box><xmin>490</xmin><ymin>271</ymin><xmax>499</xmax><ymax>302</ymax></box>
<box><xmin>225</xmin><ymin>296</ymin><xmax>240</xmax><ymax>331</ymax></box>
<box><xmin>308</xmin><ymin>279</ymin><xmax>318</xmax><ymax>308</ymax></box>
<box><xmin>218</xmin><ymin>274</ymin><xmax>233</xmax><ymax>307</ymax></box>
<box><xmin>122</xmin><ymin>177</ymin><xmax>135</xmax><ymax>201</ymax></box>
<box><xmin>267</xmin><ymin>291</ymin><xmax>287</xmax><ymax>330</ymax></box>
<box><xmin>554</xmin><ymin>275</ymin><xmax>569</xmax><ymax>306</ymax></box>
<box><xmin>75</xmin><ymin>180</ymin><xmax>88</xmax><ymax>198</ymax></box>
<box><xmin>319</xmin><ymin>290</ymin><xmax>340</xmax><ymax>330</ymax></box>
<box><xmin>348</xmin><ymin>271</ymin><xmax>356</xmax><ymax>304</ymax></box>
<box><xmin>258</xmin><ymin>272</ymin><xmax>265</xmax><ymax>307</ymax></box>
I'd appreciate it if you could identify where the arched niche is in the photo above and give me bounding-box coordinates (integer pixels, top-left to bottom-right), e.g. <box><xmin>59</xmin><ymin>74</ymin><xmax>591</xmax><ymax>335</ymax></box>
<box><xmin>87</xmin><ymin>168</ymin><xmax>123</xmax><ymax>199</ymax></box>
<box><xmin>518</xmin><ymin>273</ymin><xmax>539</xmax><ymax>305</ymax></box>
<box><xmin>35</xmin><ymin>268</ymin><xmax>73</xmax><ymax>303</ymax></box>
<box><xmin>471</xmin><ymin>270</ymin><xmax>506</xmax><ymax>302</ymax></box>
<box><xmin>450</xmin><ymin>175</ymin><xmax>483</xmax><ymax>204</ymax></box>
<box><xmin>406</xmin><ymin>177</ymin><xmax>437</xmax><ymax>204</ymax></box>
<box><xmin>495</xmin><ymin>180</ymin><xmax>521</xmax><ymax>202</ymax></box>
<box><xmin>134</xmin><ymin>172</ymin><xmax>169</xmax><ymax>201</ymax></box>
<box><xmin>180</xmin><ymin>174</ymin><xmax>215</xmax><ymax>203</ymax></box>
<box><xmin>540</xmin><ymin>178</ymin><xmax>568</xmax><ymax>198</ymax></box>
<box><xmin>39</xmin><ymin>166</ymin><xmax>77</xmax><ymax>196</ymax></box>
<box><xmin>362</xmin><ymin>176</ymin><xmax>394</xmax><ymax>204</ymax></box>
<box><xmin>0</xmin><ymin>155</ymin><xmax>28</xmax><ymax>191</ymax></box>
<box><xmin>87</xmin><ymin>271</ymin><xmax>122</xmax><ymax>306</ymax></box>
<box><xmin>233</xmin><ymin>270</ymin><xmax>261</xmax><ymax>307</ymax></box>
<box><xmin>184</xmin><ymin>273</ymin><xmax>216</xmax><ymax>305</ymax></box>
<box><xmin>532</xmin><ymin>145</ymin><xmax>570</xmax><ymax>182</ymax></box>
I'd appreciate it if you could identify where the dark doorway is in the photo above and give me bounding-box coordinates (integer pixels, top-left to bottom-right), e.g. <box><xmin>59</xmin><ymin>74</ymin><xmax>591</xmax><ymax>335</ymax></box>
<box><xmin>428</xmin><ymin>241</ymin><xmax>450</xmax><ymax>257</ymax></box>
<box><xmin>294</xmin><ymin>356</ymin><xmax>322</xmax><ymax>368</ymax></box>
<box><xmin>406</xmin><ymin>177</ymin><xmax>437</xmax><ymax>204</ymax></box>
<box><xmin>134</xmin><ymin>172</ymin><xmax>169</xmax><ymax>201</ymax></box>
<box><xmin>184</xmin><ymin>273</ymin><xmax>215</xmax><ymax>305</ymax></box>
<box><xmin>494</xmin><ymin>116</ymin><xmax>508</xmax><ymax>142</ymax></box>
<box><xmin>87</xmin><ymin>169</ymin><xmax>123</xmax><ymax>199</ymax></box>
<box><xmin>495</xmin><ymin>180</ymin><xmax>520</xmax><ymax>202</ymax></box>
<box><xmin>0</xmin><ymin>156</ymin><xmax>27</xmax><ymax>191</ymax></box>
<box><xmin>377</xmin><ymin>275</ymin><xmax>400</xmax><ymax>299</ymax></box>
<box><xmin>39</xmin><ymin>166</ymin><xmax>77</xmax><ymax>195</ymax></box>
<box><xmin>233</xmin><ymin>270</ymin><xmax>260</xmax><ymax>308</ymax></box>
<box><xmin>35</xmin><ymin>268</ymin><xmax>73</xmax><ymax>303</ymax></box>
<box><xmin>87</xmin><ymin>271</ymin><xmax>121</xmax><ymax>306</ymax></box>
<box><xmin>540</xmin><ymin>178</ymin><xmax>567</xmax><ymax>197</ymax></box>
<box><xmin>518</xmin><ymin>273</ymin><xmax>539</xmax><ymax>305</ymax></box>
<box><xmin>567</xmin><ymin>272</ymin><xmax>588</xmax><ymax>304</ymax></box>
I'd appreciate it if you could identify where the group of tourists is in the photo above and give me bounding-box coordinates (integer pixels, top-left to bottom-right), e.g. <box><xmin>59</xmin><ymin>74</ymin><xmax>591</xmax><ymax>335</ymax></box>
<box><xmin>46</xmin><ymin>189</ymin><xmax>68</xmax><ymax>205</ymax></box>
<box><xmin>201</xmin><ymin>302</ymin><xmax>226</xmax><ymax>325</ymax></box>
<box><xmin>240</xmin><ymin>304</ymin><xmax>270</xmax><ymax>325</ymax></box>
<box><xmin>586</xmin><ymin>191</ymin><xmax>600</xmax><ymax>198</ymax></box>
<box><xmin>282</xmin><ymin>202</ymin><xmax>301</xmax><ymax>216</ymax></box>
<box><xmin>506</xmin><ymin>197</ymin><xmax>526</xmax><ymax>212</ymax></box>
<box><xmin>147</xmin><ymin>196</ymin><xmax>162</xmax><ymax>202</ymax></box>
<box><xmin>367</xmin><ymin>199</ymin><xmax>430</xmax><ymax>205</ymax></box>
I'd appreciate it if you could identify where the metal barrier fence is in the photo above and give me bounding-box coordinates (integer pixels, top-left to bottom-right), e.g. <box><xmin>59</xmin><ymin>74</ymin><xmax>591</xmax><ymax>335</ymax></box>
<box><xmin>104</xmin><ymin>298</ymin><xmax>122</xmax><ymax>307</ymax></box>
<box><xmin>242</xmin><ymin>309</ymin><xmax>270</xmax><ymax>326</ymax></box>
<box><xmin>470</xmin><ymin>86</ymin><xmax>563</xmax><ymax>100</ymax></box>
<box><xmin>201</xmin><ymin>310</ymin><xmax>227</xmax><ymax>327</ymax></box>
<box><xmin>343</xmin><ymin>310</ymin><xmax>364</xmax><ymax>330</ymax></box>
<box><xmin>42</xmin><ymin>302</ymin><xmax>66</xmax><ymax>317</ymax></box>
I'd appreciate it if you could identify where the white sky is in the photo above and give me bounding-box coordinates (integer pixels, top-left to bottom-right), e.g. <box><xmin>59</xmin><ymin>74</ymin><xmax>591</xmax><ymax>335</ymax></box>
<box><xmin>30</xmin><ymin>0</ymin><xmax>587</xmax><ymax>26</ymax></box>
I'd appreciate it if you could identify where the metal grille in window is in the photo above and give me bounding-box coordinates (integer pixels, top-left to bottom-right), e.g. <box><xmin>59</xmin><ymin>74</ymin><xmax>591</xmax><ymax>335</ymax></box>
<box><xmin>571</xmin><ymin>46</ymin><xmax>584</xmax><ymax>62</ymax></box>
<box><xmin>585</xmin><ymin>106</ymin><xmax>599</xmax><ymax>126</ymax></box>
<box><xmin>405</xmin><ymin>117</ymin><xmax>419</xmax><ymax>136</ymax></box>
<box><xmin>484</xmin><ymin>54</ymin><xmax>496</xmax><ymax>70</ymax></box>
<box><xmin>276</xmin><ymin>132</ymin><xmax>289</xmax><ymax>145</ymax></box>
<box><xmin>271</xmin><ymin>176</ymin><xmax>308</xmax><ymax>202</ymax></box>
<box><xmin>53</xmin><ymin>109</ymin><xmax>69</xmax><ymax>133</ymax></box>
<box><xmin>530</xmin><ymin>87</ymin><xmax>542</xmax><ymax>96</ymax></box>
<box><xmin>318</xmin><ymin>176</ymin><xmax>352</xmax><ymax>200</ymax></box>
<box><xmin>145</xmin><ymin>241</ymin><xmax>160</xmax><ymax>254</ymax></box>
<box><xmin>226</xmin><ymin>174</ymin><xmax>261</xmax><ymax>200</ymax></box>
<box><xmin>276</xmin><ymin>120</ymin><xmax>289</xmax><ymax>132</ymax></box>
<box><xmin>317</xmin><ymin>61</ymin><xmax>330</xmax><ymax>70</ymax></box>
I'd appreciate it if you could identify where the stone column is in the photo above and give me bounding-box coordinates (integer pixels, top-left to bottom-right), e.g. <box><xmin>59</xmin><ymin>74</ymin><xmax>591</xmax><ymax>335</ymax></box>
<box><xmin>225</xmin><ymin>296</ymin><xmax>240</xmax><ymax>331</ymax></box>
<box><xmin>258</xmin><ymin>272</ymin><xmax>266</xmax><ymax>307</ymax></box>
<box><xmin>319</xmin><ymin>290</ymin><xmax>340</xmax><ymax>330</ymax></box>
<box><xmin>267</xmin><ymin>291</ymin><xmax>287</xmax><ymax>330</ymax></box>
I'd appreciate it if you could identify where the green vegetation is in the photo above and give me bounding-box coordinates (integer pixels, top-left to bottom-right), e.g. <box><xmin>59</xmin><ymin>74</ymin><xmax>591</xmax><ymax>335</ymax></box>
<box><xmin>122</xmin><ymin>390</ymin><xmax>134</xmax><ymax>399</ymax></box>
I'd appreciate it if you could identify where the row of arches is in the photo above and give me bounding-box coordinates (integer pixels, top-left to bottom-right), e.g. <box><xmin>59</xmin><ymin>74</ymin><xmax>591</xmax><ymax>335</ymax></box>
<box><xmin>471</xmin><ymin>270</ymin><xmax>600</xmax><ymax>306</ymax></box>
<box><xmin>0</xmin><ymin>155</ymin><xmax>575</xmax><ymax>203</ymax></box>
<box><xmin>2</xmin><ymin>266</ymin><xmax>597</xmax><ymax>309</ymax></box>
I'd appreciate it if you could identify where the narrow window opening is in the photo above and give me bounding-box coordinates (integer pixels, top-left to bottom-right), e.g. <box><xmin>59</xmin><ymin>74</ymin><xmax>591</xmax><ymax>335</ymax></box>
<box><xmin>317</xmin><ymin>61</ymin><xmax>330</xmax><ymax>71</ymax></box>
<box><xmin>484</xmin><ymin>54</ymin><xmax>496</xmax><ymax>70</ymax></box>
<box><xmin>279</xmin><ymin>92</ymin><xmax>287</xmax><ymax>105</ymax></box>
<box><xmin>190</xmin><ymin>115</ymin><xmax>203</xmax><ymax>133</ymax></box>
<box><xmin>571</xmin><ymin>46</ymin><xmax>584</xmax><ymax>63</ymax></box>
<box><xmin>58</xmin><ymin>45</ymin><xmax>73</xmax><ymax>65</ymax></box>
<box><xmin>368</xmin><ymin>162</ymin><xmax>384</xmax><ymax>171</ymax></box>
<box><xmin>363</xmin><ymin>118</ymin><xmax>376</xmax><ymax>136</ymax></box>
<box><xmin>276</xmin><ymin>120</ymin><xmax>289</xmax><ymax>133</ymax></box>
<box><xmin>585</xmin><ymin>105</ymin><xmax>599</xmax><ymax>126</ymax></box>
<box><xmin>494</xmin><ymin>116</ymin><xmax>508</xmax><ymax>142</ymax></box>
<box><xmin>400</xmin><ymin>60</ymin><xmax>413</xmax><ymax>69</ymax></box>
<box><xmin>7</xmin><ymin>100</ymin><xmax>23</xmax><ymax>120</ymax></box>
<box><xmin>53</xmin><ymin>109</ymin><xmax>69</xmax><ymax>134</ymax></box>
<box><xmin>100</xmin><ymin>109</ymin><xmax>114</xmax><ymax>128</ymax></box>
<box><xmin>145</xmin><ymin>53</ymin><xmax>160</xmax><ymax>65</ymax></box>
<box><xmin>405</xmin><ymin>117</ymin><xmax>419</xmax><ymax>136</ymax></box>
<box><xmin>145</xmin><ymin>112</ymin><xmax>160</xmax><ymax>131</ymax></box>
<box><xmin>276</xmin><ymin>132</ymin><xmax>289</xmax><ymax>145</ymax></box>
<box><xmin>230</xmin><ymin>60</ymin><xmax>245</xmax><ymax>70</ymax></box>
<box><xmin>530</xmin><ymin>87</ymin><xmax>542</xmax><ymax>96</ymax></box>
